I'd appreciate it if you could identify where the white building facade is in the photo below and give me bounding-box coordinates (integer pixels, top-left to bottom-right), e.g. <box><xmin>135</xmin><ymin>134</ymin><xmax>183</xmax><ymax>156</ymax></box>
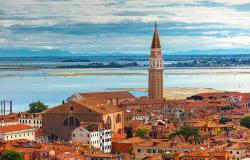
<box><xmin>72</xmin><ymin>125</ymin><xmax>112</xmax><ymax>153</ymax></box>
<box><xmin>19</xmin><ymin>113</ymin><xmax>42</xmax><ymax>128</ymax></box>
<box><xmin>0</xmin><ymin>124</ymin><xmax>35</xmax><ymax>141</ymax></box>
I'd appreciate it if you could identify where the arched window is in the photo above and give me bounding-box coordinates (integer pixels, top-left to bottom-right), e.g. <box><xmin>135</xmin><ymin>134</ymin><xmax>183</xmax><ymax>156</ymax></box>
<box><xmin>116</xmin><ymin>114</ymin><xmax>121</xmax><ymax>123</ymax></box>
<box><xmin>63</xmin><ymin>116</ymin><xmax>80</xmax><ymax>127</ymax></box>
<box><xmin>48</xmin><ymin>133</ymin><xmax>58</xmax><ymax>141</ymax></box>
<box><xmin>106</xmin><ymin>116</ymin><xmax>111</xmax><ymax>125</ymax></box>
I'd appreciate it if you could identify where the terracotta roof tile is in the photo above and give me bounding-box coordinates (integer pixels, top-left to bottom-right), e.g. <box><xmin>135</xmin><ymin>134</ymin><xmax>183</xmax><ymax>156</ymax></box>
<box><xmin>78</xmin><ymin>91</ymin><xmax>135</xmax><ymax>100</ymax></box>
<box><xmin>0</xmin><ymin>124</ymin><xmax>33</xmax><ymax>133</ymax></box>
<box><xmin>44</xmin><ymin>97</ymin><xmax>122</xmax><ymax>115</ymax></box>
<box><xmin>119</xmin><ymin>137</ymin><xmax>144</xmax><ymax>144</ymax></box>
<box><xmin>85</xmin><ymin>153</ymin><xmax>118</xmax><ymax>158</ymax></box>
<box><xmin>136</xmin><ymin>139</ymin><xmax>172</xmax><ymax>148</ymax></box>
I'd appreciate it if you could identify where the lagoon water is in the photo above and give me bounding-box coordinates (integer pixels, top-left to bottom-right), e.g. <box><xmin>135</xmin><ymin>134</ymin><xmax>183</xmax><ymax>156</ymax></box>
<box><xmin>1</xmin><ymin>67</ymin><xmax>250</xmax><ymax>111</ymax></box>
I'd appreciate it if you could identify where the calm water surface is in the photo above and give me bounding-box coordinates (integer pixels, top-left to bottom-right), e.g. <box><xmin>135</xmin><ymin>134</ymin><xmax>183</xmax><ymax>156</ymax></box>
<box><xmin>0</xmin><ymin>68</ymin><xmax>250</xmax><ymax>111</ymax></box>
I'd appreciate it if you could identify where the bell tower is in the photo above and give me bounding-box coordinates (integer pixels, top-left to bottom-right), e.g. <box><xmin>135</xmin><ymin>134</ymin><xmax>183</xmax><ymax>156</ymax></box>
<box><xmin>148</xmin><ymin>22</ymin><xmax>163</xmax><ymax>101</ymax></box>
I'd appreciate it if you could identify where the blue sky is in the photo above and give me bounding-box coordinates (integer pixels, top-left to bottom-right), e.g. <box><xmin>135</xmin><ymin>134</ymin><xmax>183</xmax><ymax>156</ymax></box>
<box><xmin>0</xmin><ymin>0</ymin><xmax>250</xmax><ymax>55</ymax></box>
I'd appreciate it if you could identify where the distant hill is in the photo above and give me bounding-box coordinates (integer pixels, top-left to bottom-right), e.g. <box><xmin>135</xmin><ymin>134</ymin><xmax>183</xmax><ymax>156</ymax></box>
<box><xmin>0</xmin><ymin>48</ymin><xmax>250</xmax><ymax>57</ymax></box>
<box><xmin>170</xmin><ymin>48</ymin><xmax>250</xmax><ymax>56</ymax></box>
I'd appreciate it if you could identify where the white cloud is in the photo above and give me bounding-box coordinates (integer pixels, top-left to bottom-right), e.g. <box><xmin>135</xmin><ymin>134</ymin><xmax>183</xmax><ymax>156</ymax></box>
<box><xmin>165</xmin><ymin>35</ymin><xmax>250</xmax><ymax>52</ymax></box>
<box><xmin>1</xmin><ymin>0</ymin><xmax>250</xmax><ymax>53</ymax></box>
<box><xmin>209</xmin><ymin>0</ymin><xmax>250</xmax><ymax>5</ymax></box>
<box><xmin>203</xmin><ymin>31</ymin><xmax>229</xmax><ymax>36</ymax></box>
<box><xmin>1</xmin><ymin>0</ymin><xmax>250</xmax><ymax>28</ymax></box>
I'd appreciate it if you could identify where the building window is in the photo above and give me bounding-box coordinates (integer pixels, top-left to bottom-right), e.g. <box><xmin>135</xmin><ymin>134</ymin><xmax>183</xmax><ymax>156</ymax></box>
<box><xmin>106</xmin><ymin>116</ymin><xmax>112</xmax><ymax>126</ymax></box>
<box><xmin>116</xmin><ymin>114</ymin><xmax>122</xmax><ymax>123</ymax></box>
<box><xmin>148</xmin><ymin>149</ymin><xmax>151</xmax><ymax>153</ymax></box>
<box><xmin>63</xmin><ymin>116</ymin><xmax>80</xmax><ymax>127</ymax></box>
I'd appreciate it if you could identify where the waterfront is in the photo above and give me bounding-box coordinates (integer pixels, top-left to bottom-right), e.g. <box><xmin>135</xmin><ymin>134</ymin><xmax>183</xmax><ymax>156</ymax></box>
<box><xmin>1</xmin><ymin>67</ymin><xmax>250</xmax><ymax>111</ymax></box>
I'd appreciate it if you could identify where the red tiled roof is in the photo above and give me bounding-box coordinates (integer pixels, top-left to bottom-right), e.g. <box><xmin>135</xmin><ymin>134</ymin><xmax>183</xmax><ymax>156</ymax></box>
<box><xmin>41</xmin><ymin>144</ymin><xmax>74</xmax><ymax>154</ymax></box>
<box><xmin>0</xmin><ymin>124</ymin><xmax>33</xmax><ymax>133</ymax></box>
<box><xmin>0</xmin><ymin>113</ymin><xmax>20</xmax><ymax>123</ymax></box>
<box><xmin>119</xmin><ymin>137</ymin><xmax>144</xmax><ymax>144</ymax></box>
<box><xmin>183</xmin><ymin>148</ymin><xmax>210</xmax><ymax>157</ymax></box>
<box><xmin>112</xmin><ymin>133</ymin><xmax>126</xmax><ymax>142</ymax></box>
<box><xmin>136</xmin><ymin>139</ymin><xmax>172</xmax><ymax>148</ymax></box>
<box><xmin>78</xmin><ymin>91</ymin><xmax>135</xmax><ymax>99</ymax></box>
<box><xmin>56</xmin><ymin>152</ymin><xmax>83</xmax><ymax>159</ymax></box>
<box><xmin>85</xmin><ymin>153</ymin><xmax>118</xmax><ymax>158</ymax></box>
<box><xmin>44</xmin><ymin>97</ymin><xmax>122</xmax><ymax>115</ymax></box>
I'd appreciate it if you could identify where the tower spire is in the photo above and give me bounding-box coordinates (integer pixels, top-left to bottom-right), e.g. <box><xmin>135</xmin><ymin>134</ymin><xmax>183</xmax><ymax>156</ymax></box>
<box><xmin>151</xmin><ymin>21</ymin><xmax>161</xmax><ymax>49</ymax></box>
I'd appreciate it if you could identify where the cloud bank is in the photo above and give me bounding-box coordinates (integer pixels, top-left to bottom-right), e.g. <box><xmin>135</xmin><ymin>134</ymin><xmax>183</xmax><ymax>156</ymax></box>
<box><xmin>0</xmin><ymin>0</ymin><xmax>250</xmax><ymax>55</ymax></box>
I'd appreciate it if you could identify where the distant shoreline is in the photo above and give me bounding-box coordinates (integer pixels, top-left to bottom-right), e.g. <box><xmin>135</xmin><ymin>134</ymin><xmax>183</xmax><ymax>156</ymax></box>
<box><xmin>2</xmin><ymin>67</ymin><xmax>250</xmax><ymax>78</ymax></box>
<box><xmin>107</xmin><ymin>87</ymin><xmax>225</xmax><ymax>100</ymax></box>
<box><xmin>3</xmin><ymin>64</ymin><xmax>250</xmax><ymax>70</ymax></box>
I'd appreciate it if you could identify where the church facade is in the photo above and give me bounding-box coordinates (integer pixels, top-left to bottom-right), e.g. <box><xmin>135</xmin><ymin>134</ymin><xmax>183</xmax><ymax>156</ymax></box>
<box><xmin>42</xmin><ymin>95</ymin><xmax>124</xmax><ymax>141</ymax></box>
<box><xmin>148</xmin><ymin>22</ymin><xmax>164</xmax><ymax>102</ymax></box>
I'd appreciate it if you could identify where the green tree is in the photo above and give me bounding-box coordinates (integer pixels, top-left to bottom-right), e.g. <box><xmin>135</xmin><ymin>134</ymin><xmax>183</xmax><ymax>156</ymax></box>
<box><xmin>168</xmin><ymin>126</ymin><xmax>200</xmax><ymax>143</ymax></box>
<box><xmin>219</xmin><ymin>117</ymin><xmax>232</xmax><ymax>124</ymax></box>
<box><xmin>240</xmin><ymin>116</ymin><xmax>250</xmax><ymax>128</ymax></box>
<box><xmin>128</xmin><ymin>147</ymin><xmax>133</xmax><ymax>155</ymax></box>
<box><xmin>27</xmin><ymin>100</ymin><xmax>48</xmax><ymax>113</ymax></box>
<box><xmin>126</xmin><ymin>127</ymin><xmax>133</xmax><ymax>138</ymax></box>
<box><xmin>114</xmin><ymin>150</ymin><xmax>121</xmax><ymax>155</ymax></box>
<box><xmin>135</xmin><ymin>128</ymin><xmax>148</xmax><ymax>138</ymax></box>
<box><xmin>220</xmin><ymin>117</ymin><xmax>229</xmax><ymax>123</ymax></box>
<box><xmin>0</xmin><ymin>150</ymin><xmax>23</xmax><ymax>160</ymax></box>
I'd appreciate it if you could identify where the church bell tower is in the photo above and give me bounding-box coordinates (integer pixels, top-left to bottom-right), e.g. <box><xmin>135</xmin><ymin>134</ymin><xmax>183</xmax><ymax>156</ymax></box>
<box><xmin>148</xmin><ymin>22</ymin><xmax>163</xmax><ymax>102</ymax></box>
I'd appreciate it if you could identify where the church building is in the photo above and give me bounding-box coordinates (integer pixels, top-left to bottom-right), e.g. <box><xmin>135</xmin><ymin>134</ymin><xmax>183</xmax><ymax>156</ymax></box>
<box><xmin>42</xmin><ymin>92</ymin><xmax>125</xmax><ymax>141</ymax></box>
